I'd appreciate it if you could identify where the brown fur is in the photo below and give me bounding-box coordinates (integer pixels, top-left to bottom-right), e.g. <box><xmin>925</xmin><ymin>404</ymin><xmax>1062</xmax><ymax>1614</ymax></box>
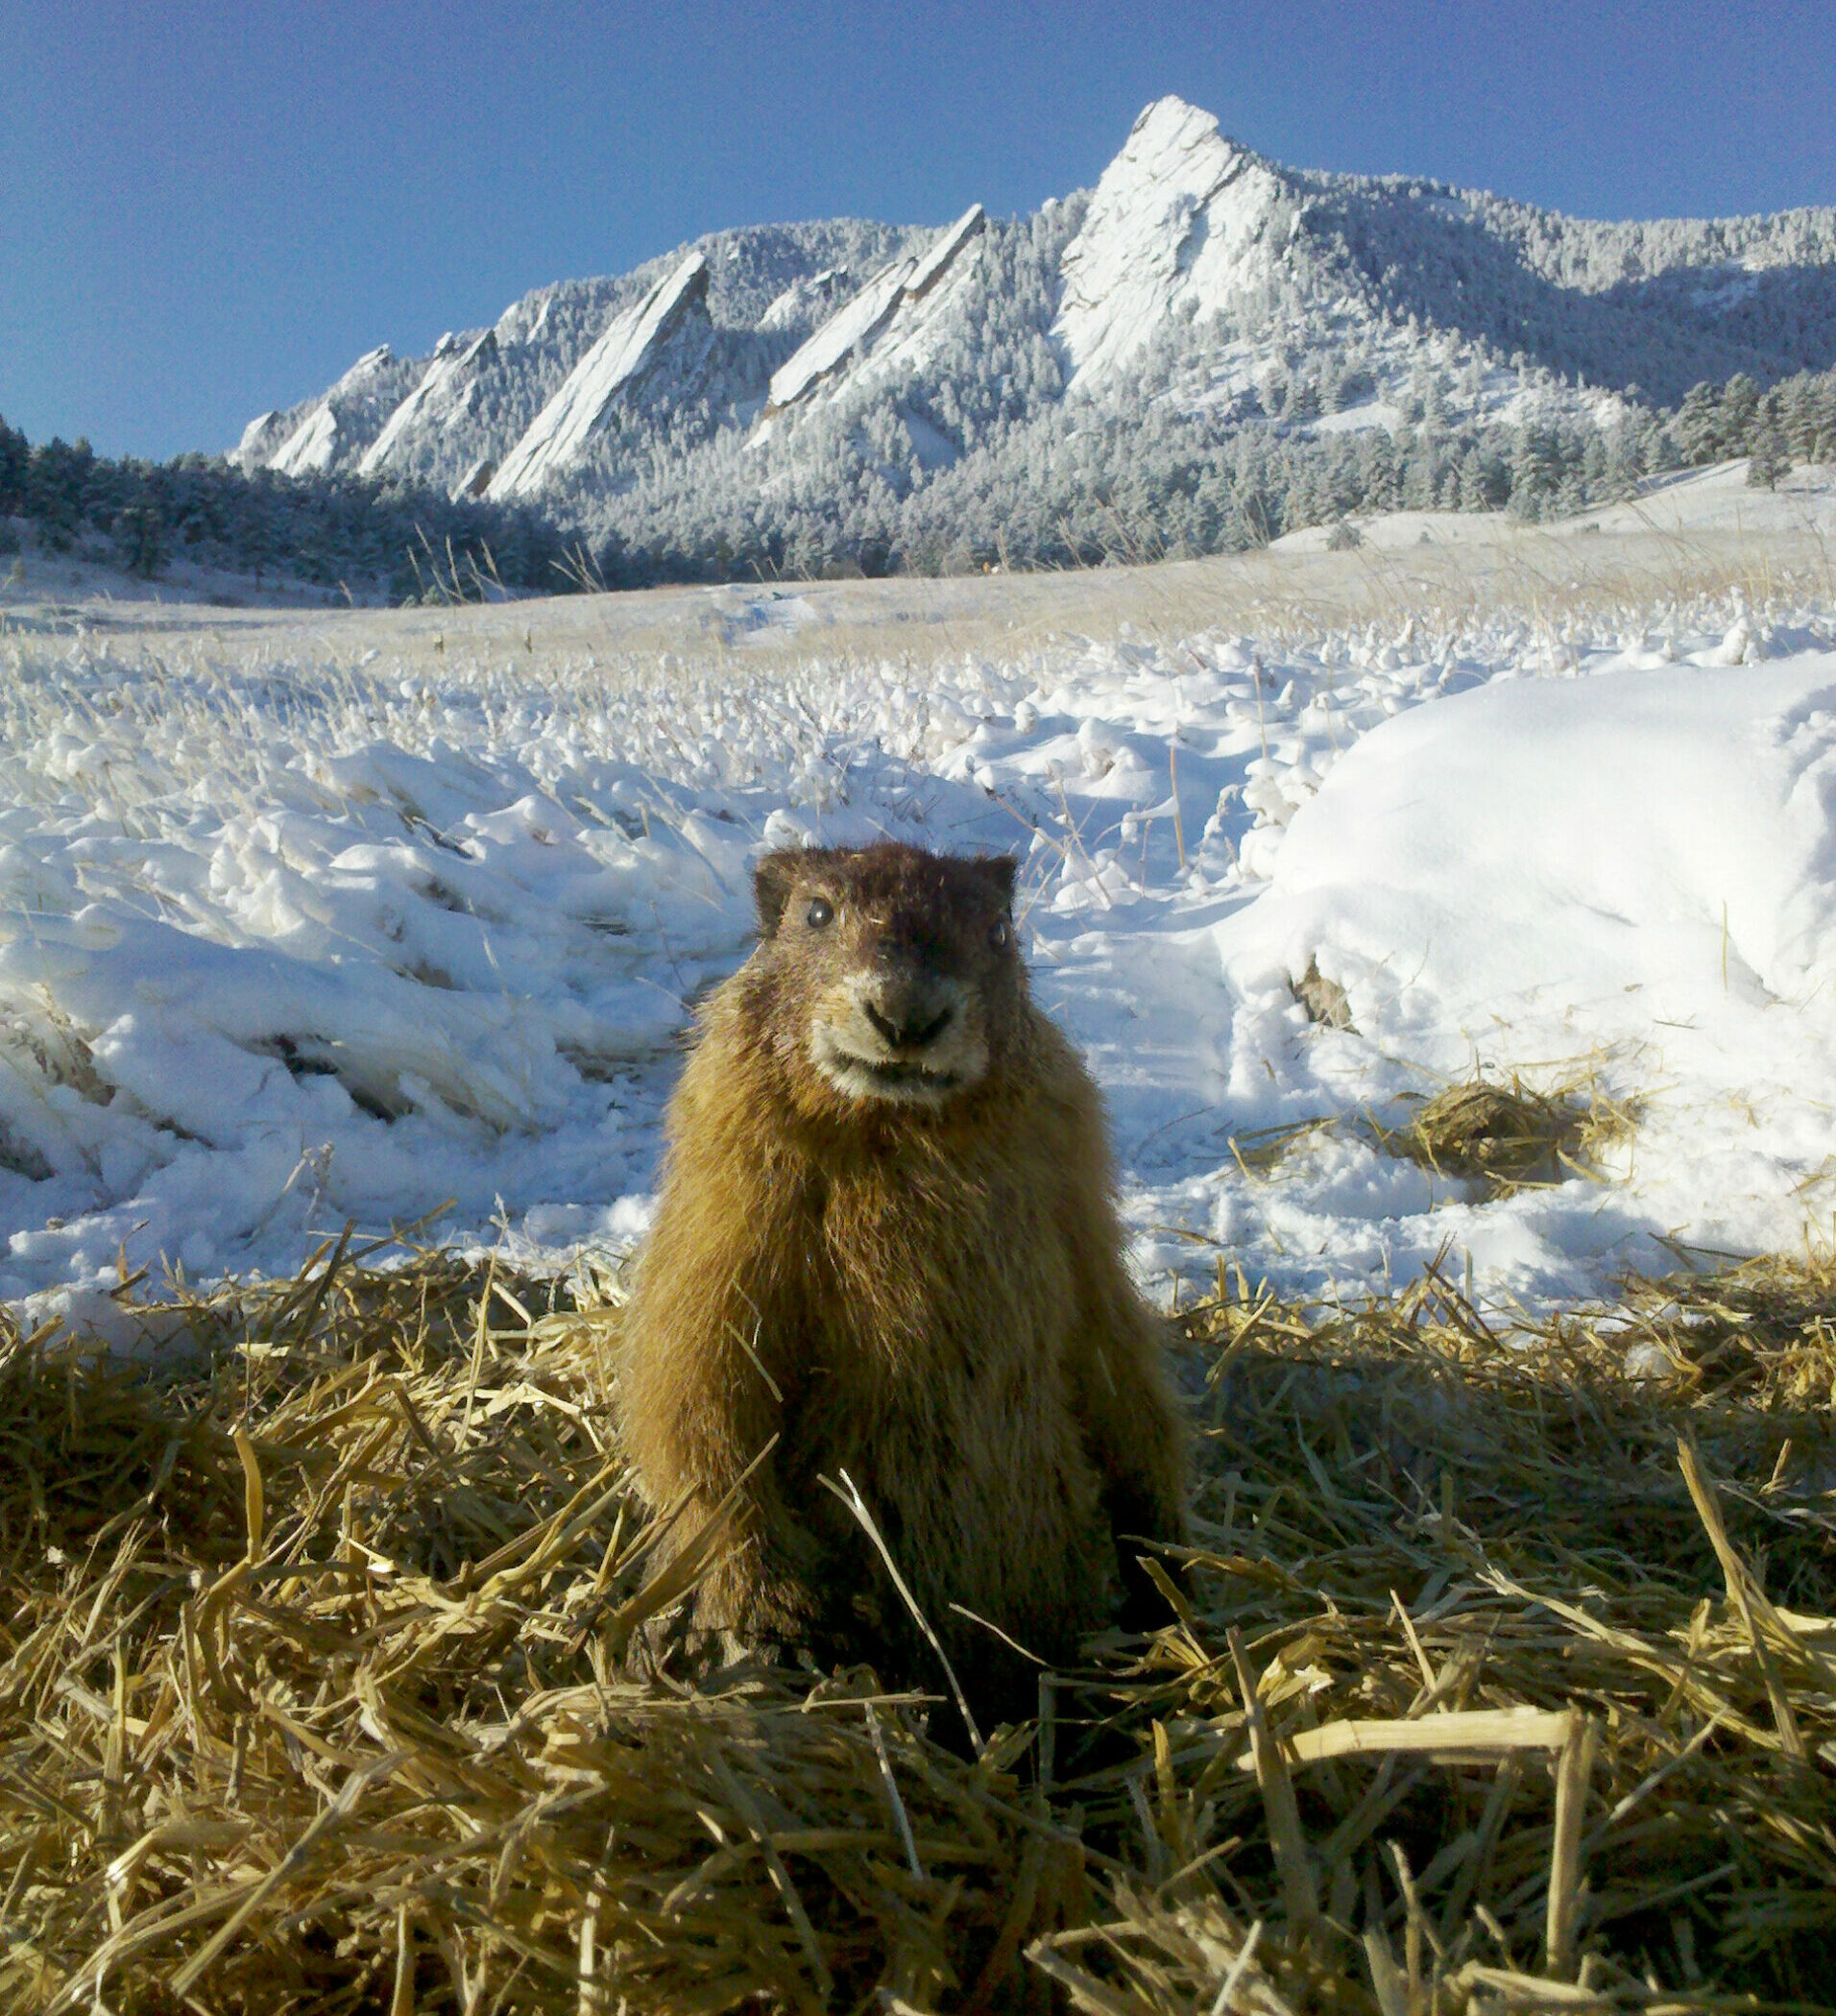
<box><xmin>618</xmin><ymin>841</ymin><xmax>1187</xmax><ymax>1723</ymax></box>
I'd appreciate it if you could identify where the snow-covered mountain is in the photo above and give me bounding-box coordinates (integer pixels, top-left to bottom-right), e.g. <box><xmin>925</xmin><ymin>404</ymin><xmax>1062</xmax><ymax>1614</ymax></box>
<box><xmin>241</xmin><ymin>344</ymin><xmax>423</xmax><ymax>478</ymax></box>
<box><xmin>357</xmin><ymin>330</ymin><xmax>498</xmax><ymax>483</ymax></box>
<box><xmin>762</xmin><ymin>205</ymin><xmax>986</xmax><ymax>419</ymax></box>
<box><xmin>234</xmin><ymin>220</ymin><xmax>929</xmax><ymax>494</ymax></box>
<box><xmin>486</xmin><ymin>252</ymin><xmax>714</xmax><ymax>499</ymax></box>
<box><xmin>234</xmin><ymin>96</ymin><xmax>1836</xmax><ymax>553</ymax></box>
<box><xmin>1054</xmin><ymin>98</ymin><xmax>1299</xmax><ymax>390</ymax></box>
<box><xmin>1049</xmin><ymin>96</ymin><xmax>1836</xmax><ymax>423</ymax></box>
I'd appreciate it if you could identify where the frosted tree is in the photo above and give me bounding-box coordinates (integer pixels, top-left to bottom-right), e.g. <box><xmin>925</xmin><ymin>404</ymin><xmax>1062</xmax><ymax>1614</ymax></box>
<box><xmin>1748</xmin><ymin>422</ymin><xmax>1791</xmax><ymax>489</ymax></box>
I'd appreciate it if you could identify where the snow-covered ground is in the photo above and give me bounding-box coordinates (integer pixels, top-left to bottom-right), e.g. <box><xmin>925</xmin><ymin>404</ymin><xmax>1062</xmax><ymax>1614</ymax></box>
<box><xmin>1271</xmin><ymin>461</ymin><xmax>1836</xmax><ymax>552</ymax></box>
<box><xmin>1584</xmin><ymin>458</ymin><xmax>1836</xmax><ymax>538</ymax></box>
<box><xmin>0</xmin><ymin>523</ymin><xmax>381</xmax><ymax>612</ymax></box>
<box><xmin>2</xmin><ymin>531</ymin><xmax>1834</xmax><ymax>1343</ymax></box>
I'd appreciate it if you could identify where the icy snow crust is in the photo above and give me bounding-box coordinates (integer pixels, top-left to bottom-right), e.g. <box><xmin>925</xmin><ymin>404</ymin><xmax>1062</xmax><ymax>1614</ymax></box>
<box><xmin>1</xmin><ymin>591</ymin><xmax>1834</xmax><ymax>1339</ymax></box>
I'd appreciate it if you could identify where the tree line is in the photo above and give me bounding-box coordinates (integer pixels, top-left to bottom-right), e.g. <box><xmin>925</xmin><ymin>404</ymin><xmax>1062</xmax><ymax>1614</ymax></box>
<box><xmin>556</xmin><ymin>356</ymin><xmax>1836</xmax><ymax>585</ymax></box>
<box><xmin>3</xmin><ymin>355</ymin><xmax>1832</xmax><ymax>600</ymax></box>
<box><xmin>0</xmin><ymin>418</ymin><xmax>567</xmax><ymax>601</ymax></box>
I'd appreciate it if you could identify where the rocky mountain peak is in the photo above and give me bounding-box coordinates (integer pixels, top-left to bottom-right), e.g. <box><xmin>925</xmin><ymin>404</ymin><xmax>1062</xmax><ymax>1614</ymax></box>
<box><xmin>1054</xmin><ymin>96</ymin><xmax>1293</xmax><ymax>389</ymax></box>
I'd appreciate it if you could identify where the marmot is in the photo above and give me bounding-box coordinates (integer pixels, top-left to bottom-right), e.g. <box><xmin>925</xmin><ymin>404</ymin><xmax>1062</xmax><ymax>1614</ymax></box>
<box><xmin>619</xmin><ymin>841</ymin><xmax>1187</xmax><ymax>1728</ymax></box>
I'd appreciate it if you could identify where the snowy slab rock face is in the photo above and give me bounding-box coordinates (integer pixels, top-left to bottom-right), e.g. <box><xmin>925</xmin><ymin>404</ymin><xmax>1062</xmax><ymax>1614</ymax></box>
<box><xmin>1053</xmin><ymin>96</ymin><xmax>1292</xmax><ymax>390</ymax></box>
<box><xmin>232</xmin><ymin>409</ymin><xmax>292</xmax><ymax>472</ymax></box>
<box><xmin>359</xmin><ymin>329</ymin><xmax>499</xmax><ymax>478</ymax></box>
<box><xmin>762</xmin><ymin>205</ymin><xmax>985</xmax><ymax>415</ymax></box>
<box><xmin>487</xmin><ymin>253</ymin><xmax>713</xmax><ymax>499</ymax></box>
<box><xmin>264</xmin><ymin>345</ymin><xmax>411</xmax><ymax>478</ymax></box>
<box><xmin>268</xmin><ymin>403</ymin><xmax>342</xmax><ymax>479</ymax></box>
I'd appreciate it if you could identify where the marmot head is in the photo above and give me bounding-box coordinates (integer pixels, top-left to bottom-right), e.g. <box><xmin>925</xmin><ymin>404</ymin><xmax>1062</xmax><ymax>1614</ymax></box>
<box><xmin>750</xmin><ymin>842</ymin><xmax>1024</xmax><ymax>1112</ymax></box>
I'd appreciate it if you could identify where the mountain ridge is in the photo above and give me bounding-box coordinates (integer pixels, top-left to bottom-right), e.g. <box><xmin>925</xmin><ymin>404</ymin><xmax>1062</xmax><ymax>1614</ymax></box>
<box><xmin>228</xmin><ymin>96</ymin><xmax>1836</xmax><ymax>576</ymax></box>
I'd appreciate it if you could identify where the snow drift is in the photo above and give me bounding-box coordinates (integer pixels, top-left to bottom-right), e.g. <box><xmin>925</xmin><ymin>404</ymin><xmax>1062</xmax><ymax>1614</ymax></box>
<box><xmin>1217</xmin><ymin>657</ymin><xmax>1836</xmax><ymax>1288</ymax></box>
<box><xmin>2</xmin><ymin>589</ymin><xmax>1835</xmax><ymax>1334</ymax></box>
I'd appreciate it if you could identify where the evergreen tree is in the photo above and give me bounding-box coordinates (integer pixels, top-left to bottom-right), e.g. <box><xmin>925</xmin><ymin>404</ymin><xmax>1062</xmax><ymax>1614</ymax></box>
<box><xmin>111</xmin><ymin>500</ymin><xmax>166</xmax><ymax>576</ymax></box>
<box><xmin>1508</xmin><ymin>425</ymin><xmax>1563</xmax><ymax>517</ymax></box>
<box><xmin>1672</xmin><ymin>382</ymin><xmax>1724</xmax><ymax>465</ymax></box>
<box><xmin>1748</xmin><ymin>423</ymin><xmax>1790</xmax><ymax>489</ymax></box>
<box><xmin>1721</xmin><ymin>373</ymin><xmax>1762</xmax><ymax>454</ymax></box>
<box><xmin>0</xmin><ymin>413</ymin><xmax>27</xmax><ymax>517</ymax></box>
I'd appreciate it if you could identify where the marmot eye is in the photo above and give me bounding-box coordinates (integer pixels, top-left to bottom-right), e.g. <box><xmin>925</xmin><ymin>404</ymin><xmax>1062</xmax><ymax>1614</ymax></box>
<box><xmin>806</xmin><ymin>897</ymin><xmax>834</xmax><ymax>928</ymax></box>
<box><xmin>989</xmin><ymin>914</ymin><xmax>1012</xmax><ymax>950</ymax></box>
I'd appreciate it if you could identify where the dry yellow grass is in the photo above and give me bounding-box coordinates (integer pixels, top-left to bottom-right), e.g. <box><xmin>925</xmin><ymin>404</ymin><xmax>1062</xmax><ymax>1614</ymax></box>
<box><xmin>3</xmin><ymin>1238</ymin><xmax>1833</xmax><ymax>2013</ymax></box>
<box><xmin>9</xmin><ymin>510</ymin><xmax>1834</xmax><ymax>686</ymax></box>
<box><xmin>1230</xmin><ymin>1067</ymin><xmax>1635</xmax><ymax>1202</ymax></box>
<box><xmin>1373</xmin><ymin>1071</ymin><xmax>1636</xmax><ymax>1195</ymax></box>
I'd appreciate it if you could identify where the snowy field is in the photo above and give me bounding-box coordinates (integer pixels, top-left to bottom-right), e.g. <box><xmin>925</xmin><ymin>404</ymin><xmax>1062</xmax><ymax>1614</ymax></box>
<box><xmin>1270</xmin><ymin>456</ymin><xmax>1836</xmax><ymax>552</ymax></box>
<box><xmin>2</xmin><ymin>501</ymin><xmax>1835</xmax><ymax>1341</ymax></box>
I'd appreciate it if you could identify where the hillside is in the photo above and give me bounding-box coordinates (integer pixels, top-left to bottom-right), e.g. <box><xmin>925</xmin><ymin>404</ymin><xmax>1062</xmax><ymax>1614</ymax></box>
<box><xmin>227</xmin><ymin>95</ymin><xmax>1836</xmax><ymax>580</ymax></box>
<box><xmin>233</xmin><ymin>217</ymin><xmax>930</xmax><ymax>499</ymax></box>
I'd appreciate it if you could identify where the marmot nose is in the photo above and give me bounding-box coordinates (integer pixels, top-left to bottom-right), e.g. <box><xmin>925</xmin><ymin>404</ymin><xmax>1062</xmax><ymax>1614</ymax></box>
<box><xmin>863</xmin><ymin>996</ymin><xmax>954</xmax><ymax>1053</ymax></box>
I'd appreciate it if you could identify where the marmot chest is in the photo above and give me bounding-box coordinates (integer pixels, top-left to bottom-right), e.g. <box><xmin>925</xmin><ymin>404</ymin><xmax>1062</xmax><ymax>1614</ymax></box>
<box><xmin>810</xmin><ymin>1146</ymin><xmax>1076</xmax><ymax>1375</ymax></box>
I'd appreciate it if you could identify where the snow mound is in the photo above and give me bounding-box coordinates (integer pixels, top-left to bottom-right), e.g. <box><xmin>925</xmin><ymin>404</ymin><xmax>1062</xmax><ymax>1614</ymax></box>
<box><xmin>1220</xmin><ymin>659</ymin><xmax>1836</xmax><ymax>1284</ymax></box>
<box><xmin>1229</xmin><ymin>658</ymin><xmax>1836</xmax><ymax>1010</ymax></box>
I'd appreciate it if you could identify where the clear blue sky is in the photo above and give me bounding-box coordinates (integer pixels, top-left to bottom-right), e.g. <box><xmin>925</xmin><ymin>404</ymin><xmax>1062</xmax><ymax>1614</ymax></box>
<box><xmin>5</xmin><ymin>1</ymin><xmax>1834</xmax><ymax>460</ymax></box>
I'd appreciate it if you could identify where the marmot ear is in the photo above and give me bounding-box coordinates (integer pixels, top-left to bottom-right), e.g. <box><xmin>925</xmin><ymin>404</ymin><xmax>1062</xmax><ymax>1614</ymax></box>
<box><xmin>970</xmin><ymin>854</ymin><xmax>1019</xmax><ymax>907</ymax></box>
<box><xmin>753</xmin><ymin>851</ymin><xmax>799</xmax><ymax>936</ymax></box>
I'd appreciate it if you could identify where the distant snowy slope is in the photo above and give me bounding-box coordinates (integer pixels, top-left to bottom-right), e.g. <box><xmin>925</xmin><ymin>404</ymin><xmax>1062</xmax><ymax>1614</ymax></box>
<box><xmin>1054</xmin><ymin>95</ymin><xmax>1836</xmax><ymax>412</ymax></box>
<box><xmin>233</xmin><ymin>409</ymin><xmax>293</xmax><ymax>468</ymax></box>
<box><xmin>765</xmin><ymin>251</ymin><xmax>928</xmax><ymax>413</ymax></box>
<box><xmin>267</xmin><ymin>405</ymin><xmax>342</xmax><ymax>478</ymax></box>
<box><xmin>1298</xmin><ymin>173</ymin><xmax>1836</xmax><ymax>407</ymax></box>
<box><xmin>230</xmin><ymin>95</ymin><xmax>1836</xmax><ymax>564</ymax></box>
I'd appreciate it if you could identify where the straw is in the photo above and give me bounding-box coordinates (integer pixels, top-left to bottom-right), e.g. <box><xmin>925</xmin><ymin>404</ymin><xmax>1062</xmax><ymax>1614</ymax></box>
<box><xmin>3</xmin><ymin>1240</ymin><xmax>1833</xmax><ymax>2011</ymax></box>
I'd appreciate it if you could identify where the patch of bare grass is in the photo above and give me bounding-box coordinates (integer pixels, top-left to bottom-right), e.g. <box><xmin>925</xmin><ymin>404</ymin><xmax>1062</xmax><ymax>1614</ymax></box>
<box><xmin>2</xmin><ymin>1243</ymin><xmax>1833</xmax><ymax>2012</ymax></box>
<box><xmin>1229</xmin><ymin>1066</ymin><xmax>1636</xmax><ymax>1202</ymax></box>
<box><xmin>1372</xmin><ymin>1070</ymin><xmax>1636</xmax><ymax>1196</ymax></box>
